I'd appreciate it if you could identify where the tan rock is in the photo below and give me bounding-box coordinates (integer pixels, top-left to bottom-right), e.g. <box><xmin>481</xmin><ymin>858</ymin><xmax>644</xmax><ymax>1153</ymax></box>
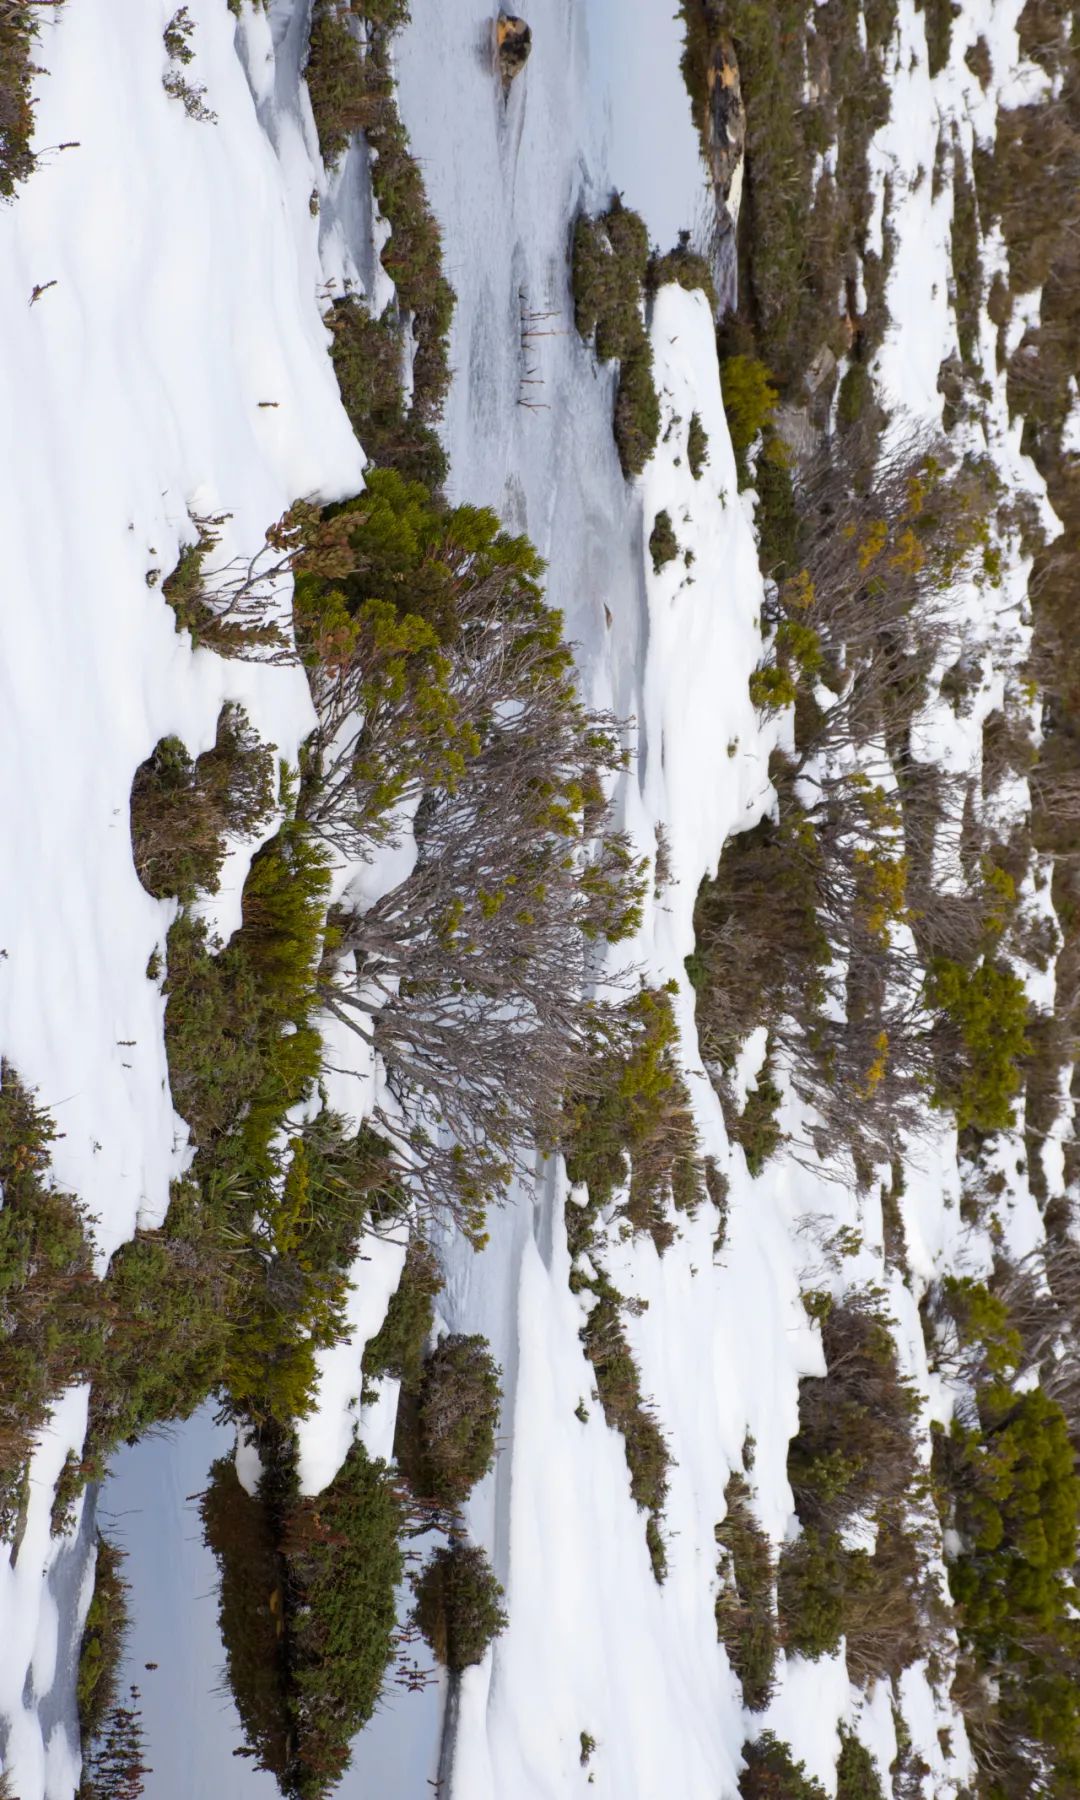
<box><xmin>496</xmin><ymin>12</ymin><xmax>532</xmax><ymax>85</ymax></box>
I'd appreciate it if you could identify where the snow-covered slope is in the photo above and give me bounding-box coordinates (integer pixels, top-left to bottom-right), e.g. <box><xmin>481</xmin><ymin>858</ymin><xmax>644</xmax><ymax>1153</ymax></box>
<box><xmin>0</xmin><ymin>0</ymin><xmax>1074</xmax><ymax>1797</ymax></box>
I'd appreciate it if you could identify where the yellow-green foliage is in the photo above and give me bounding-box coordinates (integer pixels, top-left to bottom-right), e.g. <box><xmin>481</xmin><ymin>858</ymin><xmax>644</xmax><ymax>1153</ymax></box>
<box><xmin>925</xmin><ymin>957</ymin><xmax>1031</xmax><ymax>1133</ymax></box>
<box><xmin>721</xmin><ymin>356</ymin><xmax>779</xmax><ymax>486</ymax></box>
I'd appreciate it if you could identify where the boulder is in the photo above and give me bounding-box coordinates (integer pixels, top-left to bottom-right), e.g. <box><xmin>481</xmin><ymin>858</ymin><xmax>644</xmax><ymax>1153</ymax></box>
<box><xmin>497</xmin><ymin>12</ymin><xmax>532</xmax><ymax>85</ymax></box>
<box><xmin>705</xmin><ymin>34</ymin><xmax>746</xmax><ymax>228</ymax></box>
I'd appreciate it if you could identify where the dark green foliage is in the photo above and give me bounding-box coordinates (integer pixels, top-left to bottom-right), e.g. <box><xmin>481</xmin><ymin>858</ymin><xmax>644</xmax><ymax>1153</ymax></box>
<box><xmin>204</xmin><ymin>1440</ymin><xmax>405</xmax><ymax>1800</ymax></box>
<box><xmin>287</xmin><ymin>1444</ymin><xmax>405</xmax><ymax>1796</ymax></box>
<box><xmin>200</xmin><ymin>1457</ymin><xmax>291</xmax><ymax>1785</ymax></box>
<box><xmin>129</xmin><ymin>706</ymin><xmax>275</xmax><ymax>900</ymax></box>
<box><xmin>687</xmin><ymin>410</ymin><xmax>709</xmax><ymax>479</ymax></box>
<box><xmin>411</xmin><ymin>1542</ymin><xmax>507</xmax><ymax>1670</ymax></box>
<box><xmin>0</xmin><ymin>1065</ymin><xmax>95</xmax><ymax>1534</ymax></box>
<box><xmin>947</xmin><ymin>1387</ymin><xmax>1079</xmax><ymax>1655</ymax></box>
<box><xmin>739</xmin><ymin>1732</ymin><xmax>828</xmax><ymax>1800</ymax></box>
<box><xmin>789</xmin><ymin>1291</ymin><xmax>919</xmax><ymax>1531</ymax></box>
<box><xmin>731</xmin><ymin>1046</ymin><xmax>783</xmax><ymax>1177</ymax></box>
<box><xmin>715</xmin><ymin>1473</ymin><xmax>778</xmax><ymax>1709</ymax></box>
<box><xmin>304</xmin><ymin>3</ymin><xmax>369</xmax><ymax>165</ymax></box>
<box><xmin>920</xmin><ymin>0</ymin><xmax>958</xmax><ymax>77</ymax></box>
<box><xmin>613</xmin><ymin>343</ymin><xmax>661</xmax><ymax>476</ymax></box>
<box><xmin>571</xmin><ymin>203</ymin><xmax>649</xmax><ymax>355</ymax></box>
<box><xmin>326</xmin><ymin>297</ymin><xmax>448</xmax><ymax>486</ymax></box>
<box><xmin>571</xmin><ymin>202</ymin><xmax>661</xmax><ymax>476</ymax></box>
<box><xmin>649</xmin><ymin>509</ymin><xmax>679</xmax><ymax>573</ymax></box>
<box><xmin>836</xmin><ymin>1728</ymin><xmax>886</xmax><ymax>1800</ymax></box>
<box><xmin>950</xmin><ymin>153</ymin><xmax>983</xmax><ymax>376</ymax></box>
<box><xmin>362</xmin><ymin>1234</ymin><xmax>442</xmax><ymax>1385</ymax></box>
<box><xmin>647</xmin><ymin>238</ymin><xmax>717</xmax><ymax>308</ymax></box>
<box><xmin>0</xmin><ymin>1</ymin><xmax>46</xmax><ymax>197</ymax></box>
<box><xmin>925</xmin><ymin>957</ymin><xmax>1031</xmax><ymax>1133</ymax></box>
<box><xmin>563</xmin><ymin>985</ymin><xmax>702</xmax><ymax>1252</ymax></box>
<box><xmin>305</xmin><ymin>4</ymin><xmax>454</xmax><ymax>429</ymax></box>
<box><xmin>777</xmin><ymin>1528</ymin><xmax>849</xmax><ymax>1659</ymax></box>
<box><xmin>409</xmin><ymin>1333</ymin><xmax>502</xmax><ymax>1507</ymax></box>
<box><xmin>837</xmin><ymin>362</ymin><xmax>874</xmax><ymax>429</ymax></box>
<box><xmin>77</xmin><ymin>1537</ymin><xmax>130</xmax><ymax>1746</ymax></box>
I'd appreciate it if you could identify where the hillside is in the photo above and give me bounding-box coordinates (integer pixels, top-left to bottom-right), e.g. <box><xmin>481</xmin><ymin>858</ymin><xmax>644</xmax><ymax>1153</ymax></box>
<box><xmin>2</xmin><ymin>2</ymin><xmax>1080</xmax><ymax>1799</ymax></box>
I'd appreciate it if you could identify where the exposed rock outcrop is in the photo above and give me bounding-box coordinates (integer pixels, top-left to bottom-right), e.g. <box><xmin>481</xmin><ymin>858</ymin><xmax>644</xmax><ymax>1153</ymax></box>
<box><xmin>496</xmin><ymin>13</ymin><xmax>532</xmax><ymax>86</ymax></box>
<box><xmin>705</xmin><ymin>33</ymin><xmax>746</xmax><ymax>230</ymax></box>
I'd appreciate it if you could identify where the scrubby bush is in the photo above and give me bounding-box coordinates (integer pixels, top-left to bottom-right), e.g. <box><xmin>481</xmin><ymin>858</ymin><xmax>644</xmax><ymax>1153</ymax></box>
<box><xmin>77</xmin><ymin>1536</ymin><xmax>130</xmax><ymax>1745</ymax></box>
<box><xmin>721</xmin><ymin>356</ymin><xmax>779</xmax><ymax>486</ymax></box>
<box><xmin>715</xmin><ymin>1473</ymin><xmax>778</xmax><ymax>1709</ymax></box>
<box><xmin>925</xmin><ymin>957</ymin><xmax>1031</xmax><ymax>1133</ymax></box>
<box><xmin>789</xmin><ymin>1289</ymin><xmax>919</xmax><ymax>1530</ymax></box>
<box><xmin>739</xmin><ymin>1732</ymin><xmax>828</xmax><ymax>1800</ymax></box>
<box><xmin>408</xmin><ymin>1333</ymin><xmax>502</xmax><ymax>1507</ymax></box>
<box><xmin>362</xmin><ymin>1234</ymin><xmax>442</xmax><ymax>1385</ymax></box>
<box><xmin>614</xmin><ymin>341</ymin><xmax>662</xmax><ymax>476</ymax></box>
<box><xmin>777</xmin><ymin>1527</ymin><xmax>849</xmax><ymax>1659</ymax></box>
<box><xmin>563</xmin><ymin>985</ymin><xmax>702</xmax><ymax>1251</ymax></box>
<box><xmin>411</xmin><ymin>1542</ymin><xmax>508</xmax><ymax>1670</ymax></box>
<box><xmin>571</xmin><ymin>201</ymin><xmax>661</xmax><ymax>475</ymax></box>
<box><xmin>687</xmin><ymin>410</ymin><xmax>709</xmax><ymax>478</ymax></box>
<box><xmin>0</xmin><ymin>3</ymin><xmax>42</xmax><ymax>197</ymax></box>
<box><xmin>647</xmin><ymin>237</ymin><xmax>717</xmax><ymax>307</ymax></box>
<box><xmin>836</xmin><ymin>1728</ymin><xmax>886</xmax><ymax>1800</ymax></box>
<box><xmin>130</xmin><ymin>706</ymin><xmax>275</xmax><ymax>900</ymax></box>
<box><xmin>649</xmin><ymin>509</ymin><xmax>679</xmax><ymax>572</ymax></box>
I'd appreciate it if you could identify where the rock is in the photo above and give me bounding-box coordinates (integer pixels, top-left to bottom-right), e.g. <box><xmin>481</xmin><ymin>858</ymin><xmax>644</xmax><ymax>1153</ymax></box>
<box><xmin>705</xmin><ymin>34</ymin><xmax>746</xmax><ymax>229</ymax></box>
<box><xmin>496</xmin><ymin>12</ymin><xmax>532</xmax><ymax>85</ymax></box>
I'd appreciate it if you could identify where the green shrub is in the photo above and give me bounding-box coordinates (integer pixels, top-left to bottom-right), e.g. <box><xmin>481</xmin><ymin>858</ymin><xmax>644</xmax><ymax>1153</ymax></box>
<box><xmin>0</xmin><ymin>1066</ymin><xmax>95</xmax><ymax>1534</ymax></box>
<box><xmin>614</xmin><ymin>341</ymin><xmax>661</xmax><ymax>476</ymax></box>
<box><xmin>687</xmin><ymin>411</ymin><xmax>709</xmax><ymax>479</ymax></box>
<box><xmin>837</xmin><ymin>362</ymin><xmax>873</xmax><ymax>429</ymax></box>
<box><xmin>571</xmin><ymin>202</ymin><xmax>660</xmax><ymax>476</ymax></box>
<box><xmin>925</xmin><ymin>957</ymin><xmax>1031</xmax><ymax>1133</ymax></box>
<box><xmin>647</xmin><ymin>239</ymin><xmax>717</xmax><ymax>308</ymax></box>
<box><xmin>731</xmin><ymin>1045</ymin><xmax>784</xmax><ymax>1176</ymax></box>
<box><xmin>749</xmin><ymin>665</ymin><xmax>798</xmax><ymax>712</ymax></box>
<box><xmin>411</xmin><ymin>1542</ymin><xmax>508</xmax><ymax>1670</ymax></box>
<box><xmin>836</xmin><ymin>1728</ymin><xmax>886</xmax><ymax>1800</ymax></box>
<box><xmin>200</xmin><ymin>1455</ymin><xmax>291</xmax><ymax>1784</ymax></box>
<box><xmin>649</xmin><ymin>509</ymin><xmax>679</xmax><ymax>573</ymax></box>
<box><xmin>789</xmin><ymin>1290</ymin><xmax>919</xmax><ymax>1530</ymax></box>
<box><xmin>563</xmin><ymin>985</ymin><xmax>702</xmax><ymax>1250</ymax></box>
<box><xmin>777</xmin><ymin>1528</ymin><xmax>848</xmax><ymax>1659</ymax></box>
<box><xmin>410</xmin><ymin>1333</ymin><xmax>502</xmax><ymax>1507</ymax></box>
<box><xmin>326</xmin><ymin>297</ymin><xmax>448</xmax><ymax>486</ymax></box>
<box><xmin>287</xmin><ymin>1443</ymin><xmax>405</xmax><ymax>1794</ymax></box>
<box><xmin>947</xmin><ymin>1387</ymin><xmax>1079</xmax><ymax>1655</ymax></box>
<box><xmin>77</xmin><ymin>1536</ymin><xmax>130</xmax><ymax>1745</ymax></box>
<box><xmin>0</xmin><ymin>3</ymin><xmax>44</xmax><ymax>196</ymax></box>
<box><xmin>130</xmin><ymin>706</ymin><xmax>275</xmax><ymax>900</ymax></box>
<box><xmin>739</xmin><ymin>1732</ymin><xmax>828</xmax><ymax>1800</ymax></box>
<box><xmin>362</xmin><ymin>1234</ymin><xmax>443</xmax><ymax>1385</ymax></box>
<box><xmin>715</xmin><ymin>1473</ymin><xmax>778</xmax><ymax>1709</ymax></box>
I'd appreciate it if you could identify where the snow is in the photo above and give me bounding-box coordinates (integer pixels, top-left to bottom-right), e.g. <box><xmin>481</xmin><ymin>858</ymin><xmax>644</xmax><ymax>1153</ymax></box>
<box><xmin>0</xmin><ymin>0</ymin><xmax>1069</xmax><ymax>1794</ymax></box>
<box><xmin>0</xmin><ymin>1388</ymin><xmax>90</xmax><ymax>1800</ymax></box>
